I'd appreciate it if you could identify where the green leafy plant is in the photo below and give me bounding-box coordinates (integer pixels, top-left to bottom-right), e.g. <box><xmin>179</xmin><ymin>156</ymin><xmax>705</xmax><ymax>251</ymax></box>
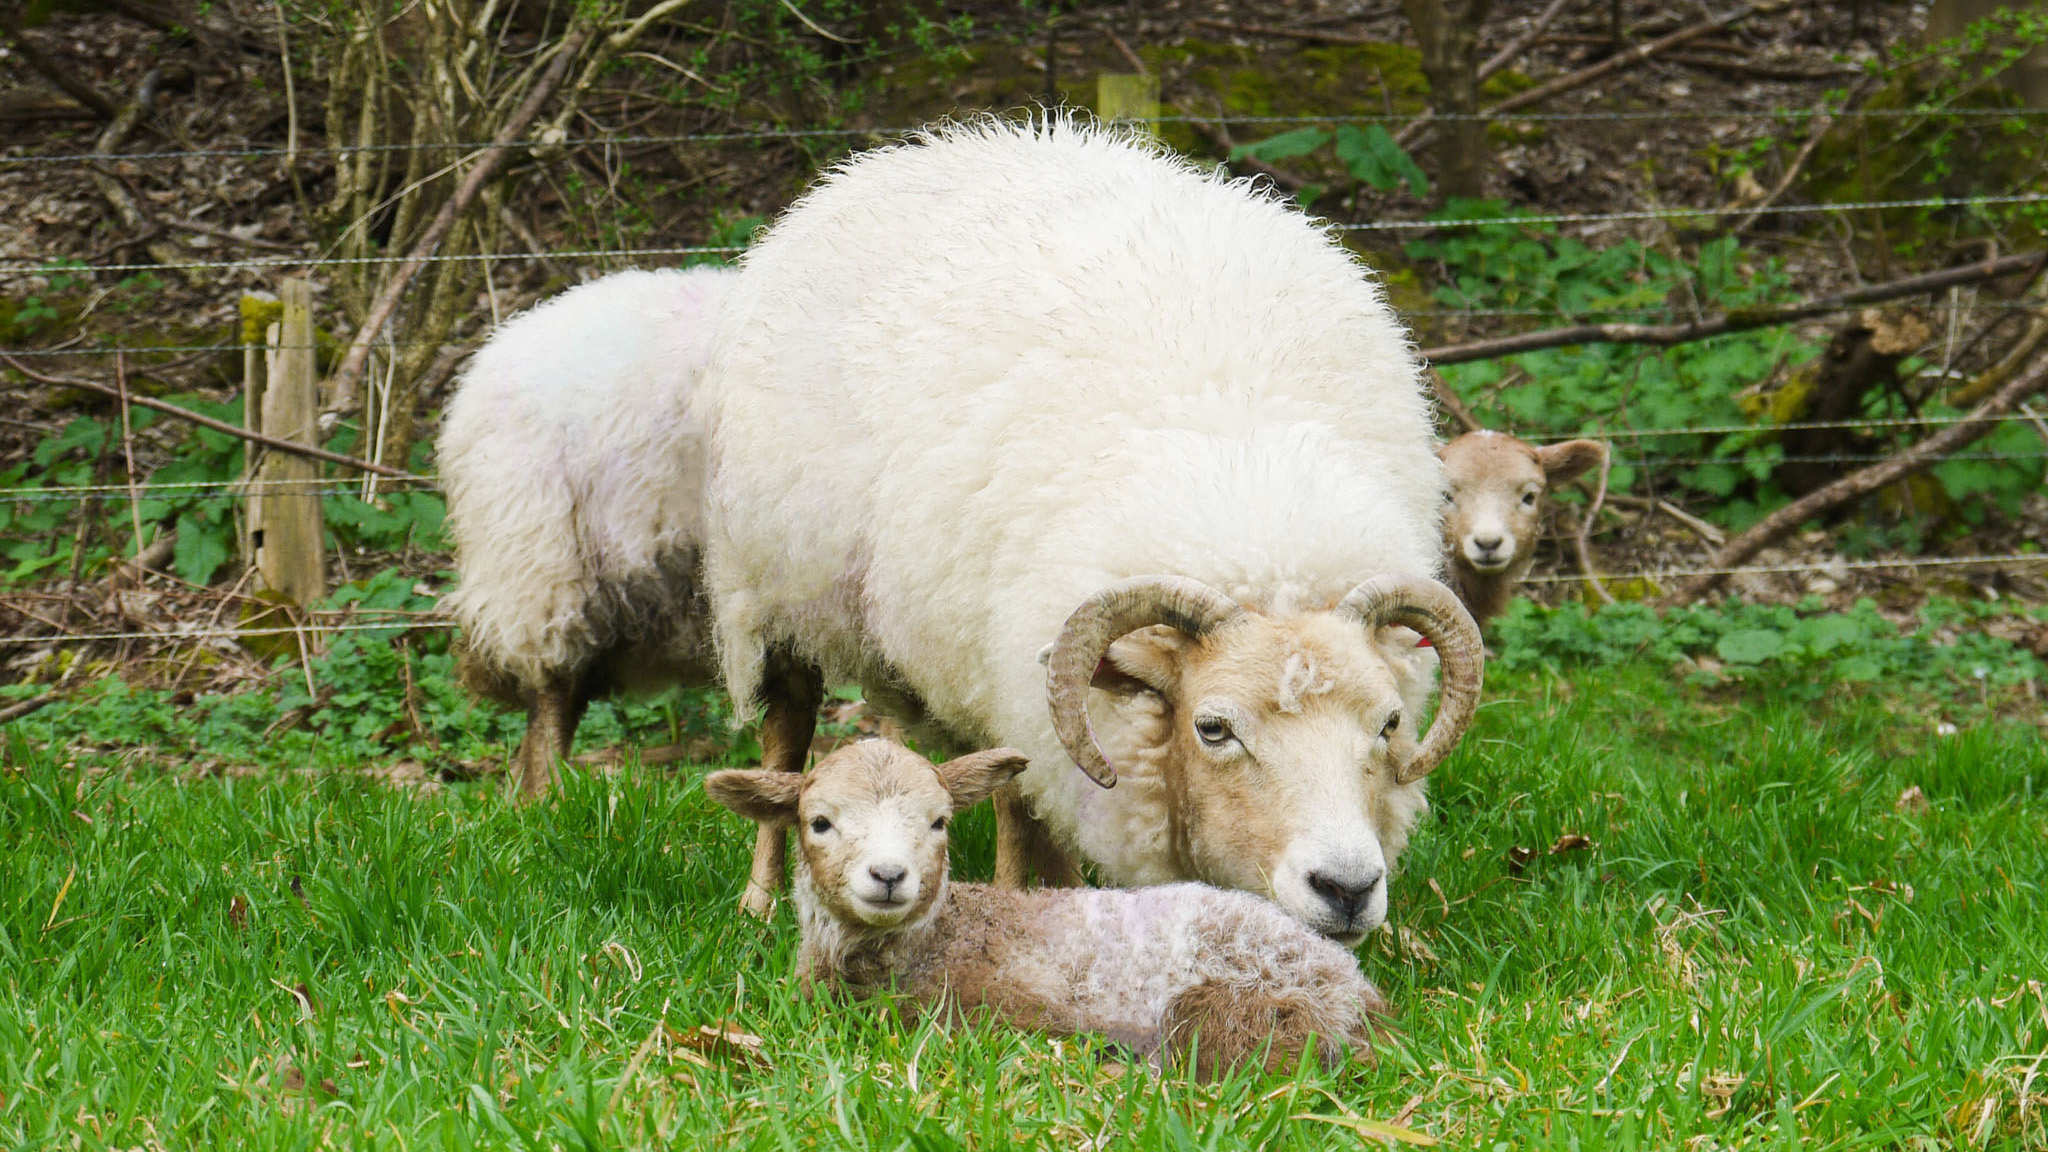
<box><xmin>1231</xmin><ymin>123</ymin><xmax>1431</xmax><ymax>204</ymax></box>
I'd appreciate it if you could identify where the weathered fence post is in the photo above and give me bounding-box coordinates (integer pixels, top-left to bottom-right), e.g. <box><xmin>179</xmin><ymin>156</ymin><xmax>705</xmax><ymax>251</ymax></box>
<box><xmin>1096</xmin><ymin>72</ymin><xmax>1159</xmax><ymax>137</ymax></box>
<box><xmin>249</xmin><ymin>277</ymin><xmax>326</xmax><ymax>606</ymax></box>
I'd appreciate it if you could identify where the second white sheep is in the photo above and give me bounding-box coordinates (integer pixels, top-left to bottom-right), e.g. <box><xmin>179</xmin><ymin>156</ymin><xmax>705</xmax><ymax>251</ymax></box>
<box><xmin>438</xmin><ymin>266</ymin><xmax>734</xmax><ymax>796</ymax></box>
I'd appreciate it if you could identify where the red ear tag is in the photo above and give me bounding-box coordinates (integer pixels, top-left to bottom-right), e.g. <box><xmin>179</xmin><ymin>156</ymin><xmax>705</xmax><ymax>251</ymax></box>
<box><xmin>1416</xmin><ymin>638</ymin><xmax>1433</xmax><ymax>648</ymax></box>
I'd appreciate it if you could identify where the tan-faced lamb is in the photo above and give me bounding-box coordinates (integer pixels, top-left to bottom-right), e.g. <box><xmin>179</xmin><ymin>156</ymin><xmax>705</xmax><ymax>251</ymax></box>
<box><xmin>694</xmin><ymin>116</ymin><xmax>1484</xmax><ymax>939</ymax></box>
<box><xmin>706</xmin><ymin>739</ymin><xmax>1388</xmax><ymax>1079</ymax></box>
<box><xmin>438</xmin><ymin>266</ymin><xmax>734</xmax><ymax>798</ymax></box>
<box><xmin>1438</xmin><ymin>431</ymin><xmax>1607</xmax><ymax>626</ymax></box>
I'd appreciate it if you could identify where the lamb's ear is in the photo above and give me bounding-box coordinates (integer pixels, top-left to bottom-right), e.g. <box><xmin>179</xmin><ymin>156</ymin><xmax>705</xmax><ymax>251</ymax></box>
<box><xmin>704</xmin><ymin>770</ymin><xmax>803</xmax><ymax>825</ymax></box>
<box><xmin>1534</xmin><ymin>439</ymin><xmax>1606</xmax><ymax>486</ymax></box>
<box><xmin>935</xmin><ymin>748</ymin><xmax>1030</xmax><ymax>813</ymax></box>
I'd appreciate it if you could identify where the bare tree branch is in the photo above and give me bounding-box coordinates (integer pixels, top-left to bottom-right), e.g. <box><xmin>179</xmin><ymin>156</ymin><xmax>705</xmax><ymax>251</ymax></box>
<box><xmin>1420</xmin><ymin>251</ymin><xmax>2046</xmax><ymax>366</ymax></box>
<box><xmin>326</xmin><ymin>25</ymin><xmax>592</xmax><ymax>419</ymax></box>
<box><xmin>1672</xmin><ymin>354</ymin><xmax>2048</xmax><ymax>600</ymax></box>
<box><xmin>2</xmin><ymin>356</ymin><xmax>416</xmax><ymax>479</ymax></box>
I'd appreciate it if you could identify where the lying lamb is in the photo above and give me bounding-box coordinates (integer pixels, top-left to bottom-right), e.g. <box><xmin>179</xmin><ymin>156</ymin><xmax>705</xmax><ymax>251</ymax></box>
<box><xmin>438</xmin><ymin>266</ymin><xmax>735</xmax><ymax>797</ymax></box>
<box><xmin>706</xmin><ymin>739</ymin><xmax>1388</xmax><ymax>1079</ymax></box>
<box><xmin>1440</xmin><ymin>430</ymin><xmax>1607</xmax><ymax>625</ymax></box>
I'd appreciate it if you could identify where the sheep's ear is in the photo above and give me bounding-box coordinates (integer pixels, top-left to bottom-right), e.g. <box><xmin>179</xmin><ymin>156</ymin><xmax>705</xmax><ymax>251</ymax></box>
<box><xmin>704</xmin><ymin>770</ymin><xmax>803</xmax><ymax>825</ymax></box>
<box><xmin>1534</xmin><ymin>439</ymin><xmax>1606</xmax><ymax>485</ymax></box>
<box><xmin>1095</xmin><ymin>627</ymin><xmax>1187</xmax><ymax>700</ymax></box>
<box><xmin>935</xmin><ymin>749</ymin><xmax>1030</xmax><ymax>813</ymax></box>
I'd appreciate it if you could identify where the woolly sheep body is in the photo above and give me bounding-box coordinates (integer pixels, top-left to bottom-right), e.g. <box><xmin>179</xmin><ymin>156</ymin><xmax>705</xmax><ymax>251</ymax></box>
<box><xmin>698</xmin><ymin>120</ymin><xmax>1447</xmax><ymax>893</ymax></box>
<box><xmin>438</xmin><ymin>266</ymin><xmax>733</xmax><ymax>789</ymax></box>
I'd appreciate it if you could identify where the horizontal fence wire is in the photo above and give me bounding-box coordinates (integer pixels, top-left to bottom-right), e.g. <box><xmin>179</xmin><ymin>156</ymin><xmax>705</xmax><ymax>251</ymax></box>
<box><xmin>0</xmin><ymin>618</ymin><xmax>458</xmax><ymax>648</ymax></box>
<box><xmin>10</xmin><ymin>107</ymin><xmax>2048</xmax><ymax>167</ymax></box>
<box><xmin>4</xmin><ymin>417</ymin><xmax>2044</xmax><ymax>504</ymax></box>
<box><xmin>1521</xmin><ymin>551</ymin><xmax>2048</xmax><ymax>584</ymax></box>
<box><xmin>0</xmin><ymin>245</ymin><xmax>745</xmax><ymax>280</ymax></box>
<box><xmin>4</xmin><ymin>301</ymin><xmax>2046</xmax><ymax>360</ymax></box>
<box><xmin>9</xmin><ymin>194</ymin><xmax>2046</xmax><ymax>279</ymax></box>
<box><xmin>1333</xmin><ymin>192</ymin><xmax>2048</xmax><ymax>232</ymax></box>
<box><xmin>5</xmin><ymin>554</ymin><xmax>2043</xmax><ymax>649</ymax></box>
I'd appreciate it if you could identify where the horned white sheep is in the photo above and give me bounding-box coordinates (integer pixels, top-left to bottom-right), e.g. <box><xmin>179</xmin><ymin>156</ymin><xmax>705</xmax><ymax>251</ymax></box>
<box><xmin>438</xmin><ymin>265</ymin><xmax>734</xmax><ymax>797</ymax></box>
<box><xmin>1439</xmin><ymin>430</ymin><xmax>1607</xmax><ymax>626</ymax></box>
<box><xmin>707</xmin><ymin>740</ymin><xmax>1387</xmax><ymax>1079</ymax></box>
<box><xmin>695</xmin><ymin>118</ymin><xmax>1485</xmax><ymax>940</ymax></box>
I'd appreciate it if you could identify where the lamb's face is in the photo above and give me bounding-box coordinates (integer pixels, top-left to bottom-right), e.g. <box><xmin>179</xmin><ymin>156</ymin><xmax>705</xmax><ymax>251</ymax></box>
<box><xmin>704</xmin><ymin>743</ymin><xmax>1029</xmax><ymax>934</ymax></box>
<box><xmin>1440</xmin><ymin>432</ymin><xmax>1606</xmax><ymax>577</ymax></box>
<box><xmin>1098</xmin><ymin>614</ymin><xmax>1434</xmax><ymax>945</ymax></box>
<box><xmin>794</xmin><ymin>743</ymin><xmax>955</xmax><ymax>931</ymax></box>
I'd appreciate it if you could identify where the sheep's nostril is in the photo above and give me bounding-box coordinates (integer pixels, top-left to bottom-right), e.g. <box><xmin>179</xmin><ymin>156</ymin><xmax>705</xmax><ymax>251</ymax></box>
<box><xmin>868</xmin><ymin>863</ymin><xmax>908</xmax><ymax>893</ymax></box>
<box><xmin>1472</xmin><ymin>535</ymin><xmax>1504</xmax><ymax>553</ymax></box>
<box><xmin>1306</xmin><ymin>869</ymin><xmax>1384</xmax><ymax>922</ymax></box>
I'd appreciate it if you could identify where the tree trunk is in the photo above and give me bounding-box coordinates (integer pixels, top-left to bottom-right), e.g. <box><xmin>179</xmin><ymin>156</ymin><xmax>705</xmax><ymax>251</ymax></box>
<box><xmin>1400</xmin><ymin>0</ymin><xmax>1494</xmax><ymax>200</ymax></box>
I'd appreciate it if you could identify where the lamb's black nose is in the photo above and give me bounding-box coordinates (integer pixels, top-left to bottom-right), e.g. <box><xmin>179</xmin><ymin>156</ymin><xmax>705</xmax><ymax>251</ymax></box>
<box><xmin>869</xmin><ymin>863</ymin><xmax>908</xmax><ymax>895</ymax></box>
<box><xmin>1307</xmin><ymin>869</ymin><xmax>1383</xmax><ymax>923</ymax></box>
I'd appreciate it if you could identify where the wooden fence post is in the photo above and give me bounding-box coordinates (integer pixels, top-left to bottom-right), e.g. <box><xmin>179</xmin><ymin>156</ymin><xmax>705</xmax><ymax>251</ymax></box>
<box><xmin>1096</xmin><ymin>72</ymin><xmax>1159</xmax><ymax>137</ymax></box>
<box><xmin>249</xmin><ymin>278</ymin><xmax>326</xmax><ymax>606</ymax></box>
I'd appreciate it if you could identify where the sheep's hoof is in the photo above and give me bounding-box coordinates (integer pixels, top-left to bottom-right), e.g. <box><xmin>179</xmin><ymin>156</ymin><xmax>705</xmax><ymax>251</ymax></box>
<box><xmin>739</xmin><ymin>883</ymin><xmax>778</xmax><ymax>920</ymax></box>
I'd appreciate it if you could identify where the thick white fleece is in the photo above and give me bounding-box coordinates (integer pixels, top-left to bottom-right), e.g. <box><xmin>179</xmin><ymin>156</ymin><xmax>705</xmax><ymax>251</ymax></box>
<box><xmin>439</xmin><ymin>266</ymin><xmax>732</xmax><ymax>691</ymax></box>
<box><xmin>696</xmin><ymin>120</ymin><xmax>1443</xmax><ymax>884</ymax></box>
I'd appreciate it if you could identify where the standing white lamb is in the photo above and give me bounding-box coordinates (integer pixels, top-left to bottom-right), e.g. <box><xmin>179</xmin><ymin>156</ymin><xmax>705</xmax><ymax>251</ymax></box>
<box><xmin>438</xmin><ymin>266</ymin><xmax>734</xmax><ymax>797</ymax></box>
<box><xmin>706</xmin><ymin>739</ymin><xmax>1388</xmax><ymax>1079</ymax></box>
<box><xmin>1439</xmin><ymin>430</ymin><xmax>1607</xmax><ymax>625</ymax></box>
<box><xmin>695</xmin><ymin>117</ymin><xmax>1485</xmax><ymax>938</ymax></box>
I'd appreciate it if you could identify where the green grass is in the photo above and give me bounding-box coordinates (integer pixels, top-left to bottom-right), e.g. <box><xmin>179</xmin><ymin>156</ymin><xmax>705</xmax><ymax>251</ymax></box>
<box><xmin>3</xmin><ymin>660</ymin><xmax>2045</xmax><ymax>1149</ymax></box>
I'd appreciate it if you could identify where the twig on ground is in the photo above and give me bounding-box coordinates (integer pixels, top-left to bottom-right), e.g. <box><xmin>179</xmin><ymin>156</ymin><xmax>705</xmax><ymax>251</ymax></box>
<box><xmin>1478</xmin><ymin>0</ymin><xmax>1575</xmax><ymax>81</ymax></box>
<box><xmin>1673</xmin><ymin>355</ymin><xmax>2048</xmax><ymax>600</ymax></box>
<box><xmin>0</xmin><ymin>690</ymin><xmax>63</xmax><ymax>725</ymax></box>
<box><xmin>114</xmin><ymin>352</ymin><xmax>147</xmax><ymax>572</ymax></box>
<box><xmin>1401</xmin><ymin>0</ymin><xmax>1790</xmax><ymax>150</ymax></box>
<box><xmin>1613</xmin><ymin>495</ymin><xmax>1727</xmax><ymax>546</ymax></box>
<box><xmin>1427</xmin><ymin>369</ymin><xmax>1484</xmax><ymax>433</ymax></box>
<box><xmin>1572</xmin><ymin>449</ymin><xmax>1615</xmax><ymax>604</ymax></box>
<box><xmin>3</xmin><ymin>22</ymin><xmax>118</xmax><ymax>120</ymax></box>
<box><xmin>1950</xmin><ymin>307</ymin><xmax>2048</xmax><ymax>405</ymax></box>
<box><xmin>1182</xmin><ymin>116</ymin><xmax>1313</xmax><ymax>193</ymax></box>
<box><xmin>1189</xmin><ymin>17</ymin><xmax>1381</xmax><ymax>46</ymax></box>
<box><xmin>1730</xmin><ymin>80</ymin><xmax>1878</xmax><ymax>237</ymax></box>
<box><xmin>1421</xmin><ymin>250</ymin><xmax>2046</xmax><ymax>365</ymax></box>
<box><xmin>2</xmin><ymin>355</ymin><xmax>416</xmax><ymax>479</ymax></box>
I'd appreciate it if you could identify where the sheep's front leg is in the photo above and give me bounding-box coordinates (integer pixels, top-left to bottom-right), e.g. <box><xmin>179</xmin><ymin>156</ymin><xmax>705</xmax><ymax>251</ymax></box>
<box><xmin>513</xmin><ymin>677</ymin><xmax>587</xmax><ymax>800</ymax></box>
<box><xmin>741</xmin><ymin>658</ymin><xmax>823</xmax><ymax>918</ymax></box>
<box><xmin>993</xmin><ymin>783</ymin><xmax>1083</xmax><ymax>889</ymax></box>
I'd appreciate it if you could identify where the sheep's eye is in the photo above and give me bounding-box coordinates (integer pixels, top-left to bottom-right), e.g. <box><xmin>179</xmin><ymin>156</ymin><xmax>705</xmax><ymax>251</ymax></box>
<box><xmin>809</xmin><ymin>816</ymin><xmax>832</xmax><ymax>835</ymax></box>
<box><xmin>931</xmin><ymin>816</ymin><xmax>948</xmax><ymax>832</ymax></box>
<box><xmin>1194</xmin><ymin>717</ymin><xmax>1233</xmax><ymax>746</ymax></box>
<box><xmin>1381</xmin><ymin>712</ymin><xmax>1402</xmax><ymax>740</ymax></box>
<box><xmin>1521</xmin><ymin>491</ymin><xmax>1538</xmax><ymax>507</ymax></box>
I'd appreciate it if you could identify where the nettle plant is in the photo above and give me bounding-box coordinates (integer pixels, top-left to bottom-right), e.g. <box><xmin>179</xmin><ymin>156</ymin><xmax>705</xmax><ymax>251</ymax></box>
<box><xmin>1407</xmin><ymin>206</ymin><xmax>1819</xmax><ymax>515</ymax></box>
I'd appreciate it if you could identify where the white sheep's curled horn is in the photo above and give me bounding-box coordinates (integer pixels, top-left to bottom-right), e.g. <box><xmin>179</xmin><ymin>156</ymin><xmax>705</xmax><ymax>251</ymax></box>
<box><xmin>1337</xmin><ymin>575</ymin><xmax>1486</xmax><ymax>784</ymax></box>
<box><xmin>1045</xmin><ymin>576</ymin><xmax>1245</xmax><ymax>788</ymax></box>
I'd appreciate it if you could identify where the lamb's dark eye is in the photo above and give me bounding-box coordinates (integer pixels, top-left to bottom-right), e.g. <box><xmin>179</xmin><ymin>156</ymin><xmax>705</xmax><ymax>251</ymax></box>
<box><xmin>1381</xmin><ymin>712</ymin><xmax>1401</xmax><ymax>739</ymax></box>
<box><xmin>809</xmin><ymin>816</ymin><xmax>832</xmax><ymax>835</ymax></box>
<box><xmin>931</xmin><ymin>816</ymin><xmax>948</xmax><ymax>832</ymax></box>
<box><xmin>1521</xmin><ymin>491</ymin><xmax>1538</xmax><ymax>507</ymax></box>
<box><xmin>1195</xmin><ymin>717</ymin><xmax>1233</xmax><ymax>746</ymax></box>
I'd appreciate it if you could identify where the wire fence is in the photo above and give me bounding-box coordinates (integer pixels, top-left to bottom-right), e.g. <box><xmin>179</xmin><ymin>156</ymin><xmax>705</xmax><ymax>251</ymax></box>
<box><xmin>9</xmin><ymin>192</ymin><xmax>2048</xmax><ymax>282</ymax></box>
<box><xmin>4</xmin><ymin>552</ymin><xmax>2043</xmax><ymax>651</ymax></box>
<box><xmin>9</xmin><ymin>106</ymin><xmax>2048</xmax><ymax>168</ymax></box>
<box><xmin>8</xmin><ymin>100</ymin><xmax>2046</xmax><ymax>664</ymax></box>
